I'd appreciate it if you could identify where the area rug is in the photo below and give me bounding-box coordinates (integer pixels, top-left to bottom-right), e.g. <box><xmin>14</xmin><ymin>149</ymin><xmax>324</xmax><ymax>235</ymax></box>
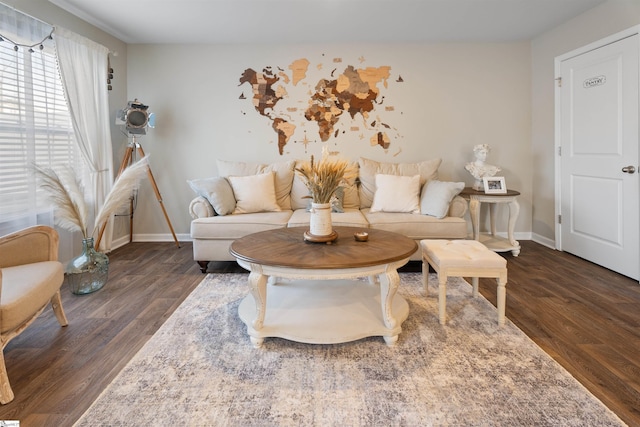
<box><xmin>74</xmin><ymin>273</ymin><xmax>625</xmax><ymax>426</ymax></box>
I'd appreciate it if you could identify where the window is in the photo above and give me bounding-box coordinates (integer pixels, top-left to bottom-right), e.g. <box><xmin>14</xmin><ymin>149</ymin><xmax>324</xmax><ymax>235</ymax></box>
<box><xmin>0</xmin><ymin>31</ymin><xmax>85</xmax><ymax>235</ymax></box>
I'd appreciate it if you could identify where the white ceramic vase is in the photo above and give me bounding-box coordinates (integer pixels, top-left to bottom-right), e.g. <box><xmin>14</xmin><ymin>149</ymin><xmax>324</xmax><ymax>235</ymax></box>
<box><xmin>309</xmin><ymin>202</ymin><xmax>332</xmax><ymax>236</ymax></box>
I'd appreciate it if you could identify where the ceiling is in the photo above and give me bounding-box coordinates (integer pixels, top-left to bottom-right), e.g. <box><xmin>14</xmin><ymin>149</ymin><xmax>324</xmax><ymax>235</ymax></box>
<box><xmin>48</xmin><ymin>0</ymin><xmax>607</xmax><ymax>45</ymax></box>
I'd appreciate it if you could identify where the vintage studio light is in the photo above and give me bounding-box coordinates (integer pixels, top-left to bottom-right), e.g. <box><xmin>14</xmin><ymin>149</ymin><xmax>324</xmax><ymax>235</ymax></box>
<box><xmin>116</xmin><ymin>99</ymin><xmax>156</xmax><ymax>135</ymax></box>
<box><xmin>103</xmin><ymin>98</ymin><xmax>179</xmax><ymax>249</ymax></box>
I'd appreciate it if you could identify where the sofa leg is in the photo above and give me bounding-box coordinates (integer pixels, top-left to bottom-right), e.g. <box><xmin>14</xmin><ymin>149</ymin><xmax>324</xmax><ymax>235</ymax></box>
<box><xmin>197</xmin><ymin>261</ymin><xmax>209</xmax><ymax>274</ymax></box>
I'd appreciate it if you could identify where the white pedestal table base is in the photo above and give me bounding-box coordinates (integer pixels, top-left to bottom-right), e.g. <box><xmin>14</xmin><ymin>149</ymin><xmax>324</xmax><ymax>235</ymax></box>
<box><xmin>238</xmin><ymin>278</ymin><xmax>409</xmax><ymax>348</ymax></box>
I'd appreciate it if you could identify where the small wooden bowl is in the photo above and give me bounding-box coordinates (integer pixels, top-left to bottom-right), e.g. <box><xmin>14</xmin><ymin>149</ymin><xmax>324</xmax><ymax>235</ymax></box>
<box><xmin>354</xmin><ymin>231</ymin><xmax>369</xmax><ymax>242</ymax></box>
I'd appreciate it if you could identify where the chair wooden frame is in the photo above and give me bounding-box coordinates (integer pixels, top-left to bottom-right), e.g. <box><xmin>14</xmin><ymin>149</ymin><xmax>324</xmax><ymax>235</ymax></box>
<box><xmin>0</xmin><ymin>225</ymin><xmax>68</xmax><ymax>404</ymax></box>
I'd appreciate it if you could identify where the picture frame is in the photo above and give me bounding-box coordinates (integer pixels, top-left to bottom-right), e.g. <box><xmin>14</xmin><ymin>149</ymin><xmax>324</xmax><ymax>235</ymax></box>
<box><xmin>483</xmin><ymin>176</ymin><xmax>507</xmax><ymax>194</ymax></box>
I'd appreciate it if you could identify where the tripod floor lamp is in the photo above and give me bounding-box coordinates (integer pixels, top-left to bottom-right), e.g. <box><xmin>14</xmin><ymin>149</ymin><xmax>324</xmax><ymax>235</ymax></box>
<box><xmin>95</xmin><ymin>100</ymin><xmax>180</xmax><ymax>250</ymax></box>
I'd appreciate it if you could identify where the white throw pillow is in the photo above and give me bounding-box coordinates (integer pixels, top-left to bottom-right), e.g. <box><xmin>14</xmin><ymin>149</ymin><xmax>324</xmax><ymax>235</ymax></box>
<box><xmin>370</xmin><ymin>174</ymin><xmax>421</xmax><ymax>213</ymax></box>
<box><xmin>217</xmin><ymin>159</ymin><xmax>295</xmax><ymax>210</ymax></box>
<box><xmin>227</xmin><ymin>172</ymin><xmax>281</xmax><ymax>214</ymax></box>
<box><xmin>420</xmin><ymin>180</ymin><xmax>465</xmax><ymax>218</ymax></box>
<box><xmin>358</xmin><ymin>157</ymin><xmax>442</xmax><ymax>208</ymax></box>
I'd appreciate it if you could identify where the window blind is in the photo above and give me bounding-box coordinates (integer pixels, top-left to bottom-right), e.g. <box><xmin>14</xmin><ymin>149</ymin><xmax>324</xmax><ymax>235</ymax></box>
<box><xmin>0</xmin><ymin>39</ymin><xmax>82</xmax><ymax>229</ymax></box>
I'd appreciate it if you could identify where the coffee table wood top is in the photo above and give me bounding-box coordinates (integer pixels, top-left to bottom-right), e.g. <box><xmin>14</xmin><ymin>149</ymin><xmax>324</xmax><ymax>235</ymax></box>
<box><xmin>230</xmin><ymin>226</ymin><xmax>417</xmax><ymax>270</ymax></box>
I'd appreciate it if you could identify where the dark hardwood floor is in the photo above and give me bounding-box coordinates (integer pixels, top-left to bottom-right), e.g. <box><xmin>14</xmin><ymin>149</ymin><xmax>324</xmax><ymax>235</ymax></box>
<box><xmin>0</xmin><ymin>240</ymin><xmax>638</xmax><ymax>426</ymax></box>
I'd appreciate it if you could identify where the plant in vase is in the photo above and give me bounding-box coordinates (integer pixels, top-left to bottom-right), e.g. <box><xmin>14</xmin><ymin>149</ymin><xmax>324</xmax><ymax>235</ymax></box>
<box><xmin>34</xmin><ymin>157</ymin><xmax>149</xmax><ymax>295</ymax></box>
<box><xmin>295</xmin><ymin>151</ymin><xmax>352</xmax><ymax>241</ymax></box>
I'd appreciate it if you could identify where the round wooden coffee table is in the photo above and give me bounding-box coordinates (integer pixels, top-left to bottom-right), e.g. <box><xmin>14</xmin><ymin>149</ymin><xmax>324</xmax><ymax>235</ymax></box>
<box><xmin>230</xmin><ymin>226</ymin><xmax>417</xmax><ymax>348</ymax></box>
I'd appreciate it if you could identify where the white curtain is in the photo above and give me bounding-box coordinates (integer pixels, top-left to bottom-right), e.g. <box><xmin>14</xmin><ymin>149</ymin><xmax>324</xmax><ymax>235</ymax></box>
<box><xmin>54</xmin><ymin>27</ymin><xmax>115</xmax><ymax>251</ymax></box>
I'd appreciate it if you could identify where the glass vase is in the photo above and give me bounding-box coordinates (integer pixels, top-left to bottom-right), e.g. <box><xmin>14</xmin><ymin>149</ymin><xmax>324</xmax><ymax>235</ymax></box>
<box><xmin>66</xmin><ymin>237</ymin><xmax>109</xmax><ymax>295</ymax></box>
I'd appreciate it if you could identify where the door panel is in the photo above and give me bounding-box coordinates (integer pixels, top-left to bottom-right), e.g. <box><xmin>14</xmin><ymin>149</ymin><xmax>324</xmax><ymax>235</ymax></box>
<box><xmin>560</xmin><ymin>34</ymin><xmax>639</xmax><ymax>280</ymax></box>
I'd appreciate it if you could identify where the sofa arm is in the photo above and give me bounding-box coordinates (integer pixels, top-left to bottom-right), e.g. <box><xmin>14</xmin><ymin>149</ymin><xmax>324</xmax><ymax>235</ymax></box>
<box><xmin>448</xmin><ymin>195</ymin><xmax>468</xmax><ymax>218</ymax></box>
<box><xmin>189</xmin><ymin>196</ymin><xmax>216</xmax><ymax>219</ymax></box>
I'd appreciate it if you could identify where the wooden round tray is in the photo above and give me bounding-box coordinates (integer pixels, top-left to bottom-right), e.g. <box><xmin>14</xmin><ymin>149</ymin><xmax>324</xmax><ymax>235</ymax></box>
<box><xmin>303</xmin><ymin>230</ymin><xmax>339</xmax><ymax>243</ymax></box>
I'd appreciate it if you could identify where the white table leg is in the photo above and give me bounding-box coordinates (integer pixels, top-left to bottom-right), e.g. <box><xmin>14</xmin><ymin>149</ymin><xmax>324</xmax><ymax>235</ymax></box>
<box><xmin>497</xmin><ymin>277</ymin><xmax>507</xmax><ymax>326</ymax></box>
<box><xmin>489</xmin><ymin>203</ymin><xmax>497</xmax><ymax>236</ymax></box>
<box><xmin>469</xmin><ymin>198</ymin><xmax>480</xmax><ymax>240</ymax></box>
<box><xmin>508</xmin><ymin>199</ymin><xmax>521</xmax><ymax>256</ymax></box>
<box><xmin>250</xmin><ymin>336</ymin><xmax>264</xmax><ymax>348</ymax></box>
<box><xmin>378</xmin><ymin>268</ymin><xmax>400</xmax><ymax>330</ymax></box>
<box><xmin>471</xmin><ymin>277</ymin><xmax>479</xmax><ymax>297</ymax></box>
<box><xmin>422</xmin><ymin>261</ymin><xmax>429</xmax><ymax>295</ymax></box>
<box><xmin>438</xmin><ymin>273</ymin><xmax>447</xmax><ymax>325</ymax></box>
<box><xmin>248</xmin><ymin>269</ymin><xmax>268</xmax><ymax>330</ymax></box>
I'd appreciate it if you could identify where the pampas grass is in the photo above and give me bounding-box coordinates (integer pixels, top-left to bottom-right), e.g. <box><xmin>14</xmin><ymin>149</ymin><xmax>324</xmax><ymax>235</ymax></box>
<box><xmin>34</xmin><ymin>157</ymin><xmax>149</xmax><ymax>241</ymax></box>
<box><xmin>295</xmin><ymin>153</ymin><xmax>352</xmax><ymax>204</ymax></box>
<box><xmin>34</xmin><ymin>165</ymin><xmax>89</xmax><ymax>237</ymax></box>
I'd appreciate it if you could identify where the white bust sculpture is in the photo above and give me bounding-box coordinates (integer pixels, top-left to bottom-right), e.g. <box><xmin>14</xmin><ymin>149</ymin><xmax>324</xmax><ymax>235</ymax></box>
<box><xmin>465</xmin><ymin>144</ymin><xmax>501</xmax><ymax>190</ymax></box>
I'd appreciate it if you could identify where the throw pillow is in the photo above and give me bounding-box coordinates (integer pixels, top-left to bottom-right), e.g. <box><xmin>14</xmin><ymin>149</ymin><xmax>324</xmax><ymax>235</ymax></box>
<box><xmin>358</xmin><ymin>157</ymin><xmax>442</xmax><ymax>209</ymax></box>
<box><xmin>187</xmin><ymin>177</ymin><xmax>236</xmax><ymax>215</ymax></box>
<box><xmin>331</xmin><ymin>186</ymin><xmax>345</xmax><ymax>213</ymax></box>
<box><xmin>227</xmin><ymin>172</ymin><xmax>281</xmax><ymax>214</ymax></box>
<box><xmin>370</xmin><ymin>174</ymin><xmax>421</xmax><ymax>213</ymax></box>
<box><xmin>420</xmin><ymin>180</ymin><xmax>465</xmax><ymax>218</ymax></box>
<box><xmin>217</xmin><ymin>159</ymin><xmax>295</xmax><ymax>210</ymax></box>
<box><xmin>304</xmin><ymin>186</ymin><xmax>345</xmax><ymax>213</ymax></box>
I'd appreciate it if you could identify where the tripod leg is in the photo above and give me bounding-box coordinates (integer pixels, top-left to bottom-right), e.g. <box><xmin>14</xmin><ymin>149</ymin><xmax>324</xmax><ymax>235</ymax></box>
<box><xmin>95</xmin><ymin>146</ymin><xmax>134</xmax><ymax>251</ymax></box>
<box><xmin>135</xmin><ymin>144</ymin><xmax>181</xmax><ymax>248</ymax></box>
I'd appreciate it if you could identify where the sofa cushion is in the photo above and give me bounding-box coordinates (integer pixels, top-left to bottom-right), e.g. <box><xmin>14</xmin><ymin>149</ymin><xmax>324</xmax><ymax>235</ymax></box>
<box><xmin>0</xmin><ymin>261</ymin><xmax>63</xmax><ymax>333</ymax></box>
<box><xmin>217</xmin><ymin>159</ymin><xmax>295</xmax><ymax>210</ymax></box>
<box><xmin>287</xmin><ymin>208</ymin><xmax>369</xmax><ymax>228</ymax></box>
<box><xmin>190</xmin><ymin>210</ymin><xmax>293</xmax><ymax>240</ymax></box>
<box><xmin>370</xmin><ymin>174</ymin><xmax>421</xmax><ymax>213</ymax></box>
<box><xmin>227</xmin><ymin>172</ymin><xmax>281</xmax><ymax>214</ymax></box>
<box><xmin>358</xmin><ymin>157</ymin><xmax>442</xmax><ymax>208</ymax></box>
<box><xmin>362</xmin><ymin>208</ymin><xmax>467</xmax><ymax>240</ymax></box>
<box><xmin>187</xmin><ymin>176</ymin><xmax>236</xmax><ymax>215</ymax></box>
<box><xmin>420</xmin><ymin>180</ymin><xmax>465</xmax><ymax>219</ymax></box>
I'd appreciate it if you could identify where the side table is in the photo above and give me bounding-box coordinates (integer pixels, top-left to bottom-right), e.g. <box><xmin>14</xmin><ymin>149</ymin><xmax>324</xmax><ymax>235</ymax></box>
<box><xmin>460</xmin><ymin>187</ymin><xmax>521</xmax><ymax>256</ymax></box>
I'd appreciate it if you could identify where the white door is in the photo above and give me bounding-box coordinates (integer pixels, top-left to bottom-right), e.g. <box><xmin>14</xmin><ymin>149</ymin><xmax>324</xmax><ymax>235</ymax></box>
<box><xmin>558</xmin><ymin>33</ymin><xmax>639</xmax><ymax>280</ymax></box>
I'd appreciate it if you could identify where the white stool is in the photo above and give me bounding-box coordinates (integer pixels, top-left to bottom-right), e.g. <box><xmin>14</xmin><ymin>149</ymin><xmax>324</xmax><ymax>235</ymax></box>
<box><xmin>421</xmin><ymin>239</ymin><xmax>508</xmax><ymax>326</ymax></box>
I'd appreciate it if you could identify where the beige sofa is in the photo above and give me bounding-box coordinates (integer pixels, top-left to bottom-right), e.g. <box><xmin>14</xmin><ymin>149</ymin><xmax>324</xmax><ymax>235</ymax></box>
<box><xmin>189</xmin><ymin>157</ymin><xmax>468</xmax><ymax>272</ymax></box>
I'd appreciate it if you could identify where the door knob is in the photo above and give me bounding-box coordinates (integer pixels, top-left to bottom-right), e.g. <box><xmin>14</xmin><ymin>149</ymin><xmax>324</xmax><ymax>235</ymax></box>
<box><xmin>621</xmin><ymin>165</ymin><xmax>636</xmax><ymax>174</ymax></box>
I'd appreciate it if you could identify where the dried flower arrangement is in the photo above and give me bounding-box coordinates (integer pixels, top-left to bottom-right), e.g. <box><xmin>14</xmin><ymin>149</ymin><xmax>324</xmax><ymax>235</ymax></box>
<box><xmin>33</xmin><ymin>157</ymin><xmax>149</xmax><ymax>243</ymax></box>
<box><xmin>295</xmin><ymin>152</ymin><xmax>352</xmax><ymax>204</ymax></box>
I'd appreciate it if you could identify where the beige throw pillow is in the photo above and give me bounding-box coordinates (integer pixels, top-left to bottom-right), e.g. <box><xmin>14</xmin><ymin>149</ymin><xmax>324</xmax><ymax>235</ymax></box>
<box><xmin>217</xmin><ymin>159</ymin><xmax>295</xmax><ymax>210</ymax></box>
<box><xmin>358</xmin><ymin>157</ymin><xmax>442</xmax><ymax>208</ymax></box>
<box><xmin>370</xmin><ymin>174</ymin><xmax>421</xmax><ymax>213</ymax></box>
<box><xmin>227</xmin><ymin>172</ymin><xmax>281</xmax><ymax>214</ymax></box>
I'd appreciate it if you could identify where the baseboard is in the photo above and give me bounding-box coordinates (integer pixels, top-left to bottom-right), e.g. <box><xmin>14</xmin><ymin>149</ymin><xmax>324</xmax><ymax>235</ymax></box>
<box><xmin>132</xmin><ymin>233</ymin><xmax>192</xmax><ymax>243</ymax></box>
<box><xmin>532</xmin><ymin>233</ymin><xmax>555</xmax><ymax>249</ymax></box>
<box><xmin>107</xmin><ymin>233</ymin><xmax>191</xmax><ymax>252</ymax></box>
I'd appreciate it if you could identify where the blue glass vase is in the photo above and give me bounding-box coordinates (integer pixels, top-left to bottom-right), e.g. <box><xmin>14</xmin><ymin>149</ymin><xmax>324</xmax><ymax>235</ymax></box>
<box><xmin>66</xmin><ymin>237</ymin><xmax>109</xmax><ymax>295</ymax></box>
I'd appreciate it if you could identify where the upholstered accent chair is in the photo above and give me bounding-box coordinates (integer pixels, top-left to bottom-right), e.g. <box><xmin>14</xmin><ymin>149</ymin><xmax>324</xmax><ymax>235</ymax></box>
<box><xmin>0</xmin><ymin>225</ymin><xmax>69</xmax><ymax>404</ymax></box>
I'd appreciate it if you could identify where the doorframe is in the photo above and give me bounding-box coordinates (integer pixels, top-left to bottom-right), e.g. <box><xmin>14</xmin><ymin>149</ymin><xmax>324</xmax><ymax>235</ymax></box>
<box><xmin>554</xmin><ymin>25</ymin><xmax>640</xmax><ymax>250</ymax></box>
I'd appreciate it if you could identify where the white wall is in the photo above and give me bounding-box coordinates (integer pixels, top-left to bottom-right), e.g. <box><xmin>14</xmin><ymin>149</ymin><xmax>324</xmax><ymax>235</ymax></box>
<box><xmin>126</xmin><ymin>42</ymin><xmax>532</xmax><ymax>240</ymax></box>
<box><xmin>531</xmin><ymin>0</ymin><xmax>640</xmax><ymax>245</ymax></box>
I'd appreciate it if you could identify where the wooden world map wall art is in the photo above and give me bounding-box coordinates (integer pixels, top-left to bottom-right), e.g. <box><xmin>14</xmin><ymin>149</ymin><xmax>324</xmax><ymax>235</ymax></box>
<box><xmin>239</xmin><ymin>54</ymin><xmax>404</xmax><ymax>156</ymax></box>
